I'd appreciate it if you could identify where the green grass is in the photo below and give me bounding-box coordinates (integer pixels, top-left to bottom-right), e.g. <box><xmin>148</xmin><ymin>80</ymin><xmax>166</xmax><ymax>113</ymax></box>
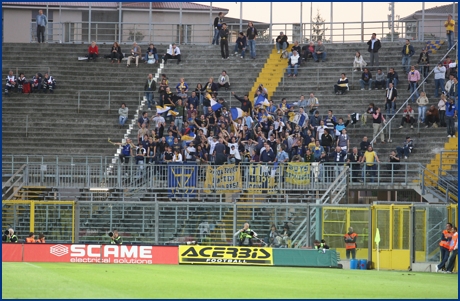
<box><xmin>2</xmin><ymin>263</ymin><xmax>458</xmax><ymax>299</ymax></box>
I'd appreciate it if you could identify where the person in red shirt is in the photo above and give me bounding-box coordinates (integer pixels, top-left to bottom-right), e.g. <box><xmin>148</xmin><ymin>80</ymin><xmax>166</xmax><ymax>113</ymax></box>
<box><xmin>88</xmin><ymin>41</ymin><xmax>99</xmax><ymax>62</ymax></box>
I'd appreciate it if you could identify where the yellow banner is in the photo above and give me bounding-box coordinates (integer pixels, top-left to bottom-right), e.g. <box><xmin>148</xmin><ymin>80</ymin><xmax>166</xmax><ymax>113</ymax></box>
<box><xmin>246</xmin><ymin>164</ymin><xmax>279</xmax><ymax>194</ymax></box>
<box><xmin>285</xmin><ymin>162</ymin><xmax>311</xmax><ymax>185</ymax></box>
<box><xmin>203</xmin><ymin>164</ymin><xmax>241</xmax><ymax>193</ymax></box>
<box><xmin>179</xmin><ymin>245</ymin><xmax>273</xmax><ymax>265</ymax></box>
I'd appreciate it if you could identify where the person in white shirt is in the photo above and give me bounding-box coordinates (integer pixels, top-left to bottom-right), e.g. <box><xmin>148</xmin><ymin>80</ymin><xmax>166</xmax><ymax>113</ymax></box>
<box><xmin>184</xmin><ymin>142</ymin><xmax>196</xmax><ymax>162</ymax></box>
<box><xmin>172</xmin><ymin>149</ymin><xmax>183</xmax><ymax>162</ymax></box>
<box><xmin>208</xmin><ymin>136</ymin><xmax>218</xmax><ymax>163</ymax></box>
<box><xmin>287</xmin><ymin>50</ymin><xmax>300</xmax><ymax>77</ymax></box>
<box><xmin>438</xmin><ymin>94</ymin><xmax>447</xmax><ymax>127</ymax></box>
<box><xmin>163</xmin><ymin>43</ymin><xmax>181</xmax><ymax>64</ymax></box>
<box><xmin>306</xmin><ymin>93</ymin><xmax>320</xmax><ymax>115</ymax></box>
<box><xmin>433</xmin><ymin>62</ymin><xmax>447</xmax><ymax>98</ymax></box>
<box><xmin>445</xmin><ymin>74</ymin><xmax>455</xmax><ymax>94</ymax></box>
<box><xmin>353</xmin><ymin>51</ymin><xmax>367</xmax><ymax>72</ymax></box>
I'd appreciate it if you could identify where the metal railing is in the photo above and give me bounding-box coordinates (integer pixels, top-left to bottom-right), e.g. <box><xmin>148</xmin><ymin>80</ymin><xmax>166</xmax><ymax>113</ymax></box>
<box><xmin>422</xmin><ymin>167</ymin><xmax>458</xmax><ymax>203</ymax></box>
<box><xmin>370</xmin><ymin>42</ymin><xmax>458</xmax><ymax>145</ymax></box>
<box><xmin>29</xmin><ymin>19</ymin><xmax>455</xmax><ymax>45</ymax></box>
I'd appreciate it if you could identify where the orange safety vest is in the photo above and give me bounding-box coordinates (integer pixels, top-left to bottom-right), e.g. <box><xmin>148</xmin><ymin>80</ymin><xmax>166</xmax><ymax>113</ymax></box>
<box><xmin>36</xmin><ymin>238</ymin><xmax>45</xmax><ymax>243</ymax></box>
<box><xmin>344</xmin><ymin>232</ymin><xmax>358</xmax><ymax>249</ymax></box>
<box><xmin>449</xmin><ymin>232</ymin><xmax>458</xmax><ymax>251</ymax></box>
<box><xmin>25</xmin><ymin>237</ymin><xmax>36</xmax><ymax>243</ymax></box>
<box><xmin>439</xmin><ymin>230</ymin><xmax>453</xmax><ymax>249</ymax></box>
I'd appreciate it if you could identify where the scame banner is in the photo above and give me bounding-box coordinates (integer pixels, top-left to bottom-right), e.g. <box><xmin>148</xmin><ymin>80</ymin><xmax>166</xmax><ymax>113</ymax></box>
<box><xmin>203</xmin><ymin>164</ymin><xmax>241</xmax><ymax>193</ymax></box>
<box><xmin>285</xmin><ymin>162</ymin><xmax>311</xmax><ymax>185</ymax></box>
<box><xmin>179</xmin><ymin>245</ymin><xmax>273</xmax><ymax>265</ymax></box>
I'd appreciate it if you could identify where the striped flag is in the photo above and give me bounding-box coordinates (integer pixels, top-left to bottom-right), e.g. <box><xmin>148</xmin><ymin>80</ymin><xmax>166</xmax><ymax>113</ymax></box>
<box><xmin>168</xmin><ymin>110</ymin><xmax>179</xmax><ymax>116</ymax></box>
<box><xmin>156</xmin><ymin>106</ymin><xmax>171</xmax><ymax>114</ymax></box>
<box><xmin>210</xmin><ymin>98</ymin><xmax>222</xmax><ymax>111</ymax></box>
<box><xmin>255</xmin><ymin>95</ymin><xmax>270</xmax><ymax>107</ymax></box>
<box><xmin>230</xmin><ymin>107</ymin><xmax>244</xmax><ymax>120</ymax></box>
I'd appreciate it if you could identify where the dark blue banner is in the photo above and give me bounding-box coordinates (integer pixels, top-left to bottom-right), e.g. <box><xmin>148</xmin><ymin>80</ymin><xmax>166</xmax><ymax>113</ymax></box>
<box><xmin>167</xmin><ymin>163</ymin><xmax>197</xmax><ymax>198</ymax></box>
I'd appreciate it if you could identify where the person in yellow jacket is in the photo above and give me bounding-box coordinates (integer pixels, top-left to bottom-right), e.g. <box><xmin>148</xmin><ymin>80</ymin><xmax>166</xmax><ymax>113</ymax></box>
<box><xmin>445</xmin><ymin>226</ymin><xmax>458</xmax><ymax>273</ymax></box>
<box><xmin>436</xmin><ymin>223</ymin><xmax>453</xmax><ymax>272</ymax></box>
<box><xmin>444</xmin><ymin>14</ymin><xmax>456</xmax><ymax>50</ymax></box>
<box><xmin>344</xmin><ymin>227</ymin><xmax>358</xmax><ymax>259</ymax></box>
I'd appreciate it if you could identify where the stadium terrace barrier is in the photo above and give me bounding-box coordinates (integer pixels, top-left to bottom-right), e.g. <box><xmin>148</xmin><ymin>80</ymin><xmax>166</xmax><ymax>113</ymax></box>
<box><xmin>272</xmin><ymin>248</ymin><xmax>338</xmax><ymax>267</ymax></box>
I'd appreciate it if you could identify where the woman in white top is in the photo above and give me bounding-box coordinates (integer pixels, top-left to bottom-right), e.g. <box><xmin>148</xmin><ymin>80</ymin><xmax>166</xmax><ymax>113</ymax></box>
<box><xmin>172</xmin><ymin>149</ymin><xmax>183</xmax><ymax>162</ymax></box>
<box><xmin>416</xmin><ymin>91</ymin><xmax>429</xmax><ymax>123</ymax></box>
<box><xmin>353</xmin><ymin>51</ymin><xmax>367</xmax><ymax>72</ymax></box>
<box><xmin>438</xmin><ymin>94</ymin><xmax>447</xmax><ymax>127</ymax></box>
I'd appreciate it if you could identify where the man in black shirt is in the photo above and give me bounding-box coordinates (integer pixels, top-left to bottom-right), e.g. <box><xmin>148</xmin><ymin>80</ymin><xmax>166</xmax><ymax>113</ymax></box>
<box><xmin>214</xmin><ymin>137</ymin><xmax>227</xmax><ymax>165</ymax></box>
<box><xmin>219</xmin><ymin>23</ymin><xmax>229</xmax><ymax>59</ymax></box>
<box><xmin>232</xmin><ymin>92</ymin><xmax>252</xmax><ymax>113</ymax></box>
<box><xmin>360</xmin><ymin>136</ymin><xmax>370</xmax><ymax>152</ymax></box>
<box><xmin>347</xmin><ymin>147</ymin><xmax>362</xmax><ymax>182</ymax></box>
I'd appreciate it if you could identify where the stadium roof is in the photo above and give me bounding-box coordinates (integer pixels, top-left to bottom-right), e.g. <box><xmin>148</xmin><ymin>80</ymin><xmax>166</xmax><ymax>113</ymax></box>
<box><xmin>2</xmin><ymin>2</ymin><xmax>229</xmax><ymax>11</ymax></box>
<box><xmin>400</xmin><ymin>3</ymin><xmax>457</xmax><ymax>21</ymax></box>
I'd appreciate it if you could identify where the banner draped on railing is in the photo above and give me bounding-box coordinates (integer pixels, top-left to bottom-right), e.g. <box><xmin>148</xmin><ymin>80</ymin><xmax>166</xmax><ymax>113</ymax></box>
<box><xmin>203</xmin><ymin>164</ymin><xmax>241</xmax><ymax>193</ymax></box>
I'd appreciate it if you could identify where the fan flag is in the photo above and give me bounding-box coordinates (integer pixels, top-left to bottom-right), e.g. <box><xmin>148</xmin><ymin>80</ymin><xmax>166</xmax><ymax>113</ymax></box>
<box><xmin>255</xmin><ymin>94</ymin><xmax>270</xmax><ymax>107</ymax></box>
<box><xmin>156</xmin><ymin>106</ymin><xmax>171</xmax><ymax>114</ymax></box>
<box><xmin>230</xmin><ymin>107</ymin><xmax>244</xmax><ymax>120</ymax></box>
<box><xmin>210</xmin><ymin>98</ymin><xmax>222</xmax><ymax>111</ymax></box>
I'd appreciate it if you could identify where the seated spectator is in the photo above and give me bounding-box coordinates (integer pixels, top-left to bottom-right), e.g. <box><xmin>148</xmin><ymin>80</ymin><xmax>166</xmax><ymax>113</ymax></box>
<box><xmin>233</xmin><ymin>31</ymin><xmax>247</xmax><ymax>58</ymax></box>
<box><xmin>396</xmin><ymin>136</ymin><xmax>414</xmax><ymax>159</ymax></box>
<box><xmin>362</xmin><ymin>103</ymin><xmax>375</xmax><ymax>125</ymax></box>
<box><xmin>87</xmin><ymin>41</ymin><xmax>99</xmax><ymax>62</ymax></box>
<box><xmin>163</xmin><ymin>43</ymin><xmax>181</xmax><ymax>65</ymax></box>
<box><xmin>145</xmin><ymin>43</ymin><xmax>158</xmax><ymax>64</ymax></box>
<box><xmin>17</xmin><ymin>73</ymin><xmax>27</xmax><ymax>93</ymax></box>
<box><xmin>275</xmin><ymin>31</ymin><xmax>288</xmax><ymax>54</ymax></box>
<box><xmin>353</xmin><ymin>51</ymin><xmax>366</xmax><ymax>72</ymax></box>
<box><xmin>30</xmin><ymin>72</ymin><xmax>42</xmax><ymax>93</ymax></box>
<box><xmin>359</xmin><ymin>68</ymin><xmax>373</xmax><ymax>90</ymax></box>
<box><xmin>127</xmin><ymin>42</ymin><xmax>142</xmax><ymax>67</ymax></box>
<box><xmin>307</xmin><ymin>93</ymin><xmax>320</xmax><ymax>116</ymax></box>
<box><xmin>312</xmin><ymin>40</ymin><xmax>327</xmax><ymax>62</ymax></box>
<box><xmin>4</xmin><ymin>70</ymin><xmax>17</xmax><ymax>95</ymax></box>
<box><xmin>399</xmin><ymin>104</ymin><xmax>416</xmax><ymax>129</ymax></box>
<box><xmin>387</xmin><ymin>150</ymin><xmax>401</xmax><ymax>171</ymax></box>
<box><xmin>287</xmin><ymin>50</ymin><xmax>300</xmax><ymax>78</ymax></box>
<box><xmin>334</xmin><ymin>73</ymin><xmax>349</xmax><ymax>95</ymax></box>
<box><xmin>386</xmin><ymin>67</ymin><xmax>399</xmax><ymax>89</ymax></box>
<box><xmin>118</xmin><ymin>102</ymin><xmax>129</xmax><ymax>128</ymax></box>
<box><xmin>416</xmin><ymin>91</ymin><xmax>429</xmax><ymax>123</ymax></box>
<box><xmin>417</xmin><ymin>47</ymin><xmax>430</xmax><ymax>79</ymax></box>
<box><xmin>425</xmin><ymin>105</ymin><xmax>440</xmax><ymax>128</ymax></box>
<box><xmin>301</xmin><ymin>41</ymin><xmax>315</xmax><ymax>62</ymax></box>
<box><xmin>42</xmin><ymin>73</ymin><xmax>56</xmax><ymax>93</ymax></box>
<box><xmin>217</xmin><ymin>70</ymin><xmax>230</xmax><ymax>90</ymax></box>
<box><xmin>109</xmin><ymin>41</ymin><xmax>123</xmax><ymax>64</ymax></box>
<box><xmin>289</xmin><ymin>41</ymin><xmax>301</xmax><ymax>58</ymax></box>
<box><xmin>359</xmin><ymin>136</ymin><xmax>370</xmax><ymax>152</ymax></box>
<box><xmin>374</xmin><ymin>68</ymin><xmax>386</xmax><ymax>89</ymax></box>
<box><xmin>175</xmin><ymin>77</ymin><xmax>189</xmax><ymax>93</ymax></box>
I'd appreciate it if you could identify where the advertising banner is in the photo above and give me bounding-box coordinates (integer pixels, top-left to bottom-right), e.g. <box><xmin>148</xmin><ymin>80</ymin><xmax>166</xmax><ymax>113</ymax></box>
<box><xmin>203</xmin><ymin>164</ymin><xmax>241</xmax><ymax>193</ymax></box>
<box><xmin>285</xmin><ymin>163</ymin><xmax>311</xmax><ymax>185</ymax></box>
<box><xmin>179</xmin><ymin>245</ymin><xmax>273</xmax><ymax>265</ymax></box>
<box><xmin>18</xmin><ymin>244</ymin><xmax>178</xmax><ymax>265</ymax></box>
<box><xmin>2</xmin><ymin>243</ymin><xmax>23</xmax><ymax>262</ymax></box>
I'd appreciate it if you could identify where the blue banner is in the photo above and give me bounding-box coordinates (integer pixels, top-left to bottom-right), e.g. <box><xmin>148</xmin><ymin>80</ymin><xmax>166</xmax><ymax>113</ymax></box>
<box><xmin>167</xmin><ymin>163</ymin><xmax>197</xmax><ymax>198</ymax></box>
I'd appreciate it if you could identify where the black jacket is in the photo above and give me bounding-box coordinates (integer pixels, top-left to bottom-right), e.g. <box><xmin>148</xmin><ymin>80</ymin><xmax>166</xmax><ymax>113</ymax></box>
<box><xmin>367</xmin><ymin>39</ymin><xmax>381</xmax><ymax>53</ymax></box>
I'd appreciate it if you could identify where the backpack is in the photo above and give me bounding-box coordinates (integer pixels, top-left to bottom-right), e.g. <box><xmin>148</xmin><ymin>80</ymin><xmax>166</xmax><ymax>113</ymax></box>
<box><xmin>280</xmin><ymin>50</ymin><xmax>289</xmax><ymax>59</ymax></box>
<box><xmin>22</xmin><ymin>82</ymin><xmax>31</xmax><ymax>94</ymax></box>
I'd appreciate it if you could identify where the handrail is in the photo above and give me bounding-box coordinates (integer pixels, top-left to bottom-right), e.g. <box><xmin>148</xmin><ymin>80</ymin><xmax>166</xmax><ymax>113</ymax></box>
<box><xmin>421</xmin><ymin>166</ymin><xmax>458</xmax><ymax>203</ymax></box>
<box><xmin>370</xmin><ymin>41</ymin><xmax>458</xmax><ymax>145</ymax></box>
<box><xmin>2</xmin><ymin>164</ymin><xmax>27</xmax><ymax>200</ymax></box>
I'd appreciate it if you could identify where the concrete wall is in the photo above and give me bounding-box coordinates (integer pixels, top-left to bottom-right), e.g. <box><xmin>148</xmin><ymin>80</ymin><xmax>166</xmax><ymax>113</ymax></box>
<box><xmin>3</xmin><ymin>9</ymin><xmax>30</xmax><ymax>43</ymax></box>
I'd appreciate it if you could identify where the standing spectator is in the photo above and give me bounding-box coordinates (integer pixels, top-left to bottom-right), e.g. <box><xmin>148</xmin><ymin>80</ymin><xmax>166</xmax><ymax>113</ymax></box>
<box><xmin>372</xmin><ymin>107</ymin><xmax>386</xmax><ymax>143</ymax></box>
<box><xmin>425</xmin><ymin>105</ymin><xmax>440</xmax><ymax>128</ymax></box>
<box><xmin>396</xmin><ymin>136</ymin><xmax>414</xmax><ymax>160</ymax></box>
<box><xmin>438</xmin><ymin>94</ymin><xmax>447</xmax><ymax>127</ymax></box>
<box><xmin>443</xmin><ymin>56</ymin><xmax>454</xmax><ymax>78</ymax></box>
<box><xmin>138</xmin><ymin>111</ymin><xmax>150</xmax><ymax>129</ymax></box>
<box><xmin>436</xmin><ymin>223</ymin><xmax>453</xmax><ymax>273</ymax></box>
<box><xmin>353</xmin><ymin>51</ymin><xmax>367</xmax><ymax>72</ymax></box>
<box><xmin>118</xmin><ymin>103</ymin><xmax>128</xmax><ymax>128</ymax></box>
<box><xmin>232</xmin><ymin>92</ymin><xmax>252</xmax><ymax>114</ymax></box>
<box><xmin>359</xmin><ymin>68</ymin><xmax>373</xmax><ymax>90</ymax></box>
<box><xmin>219</xmin><ymin>23</ymin><xmax>230</xmax><ymax>59</ymax></box>
<box><xmin>433</xmin><ymin>62</ymin><xmax>446</xmax><ymax>98</ymax></box>
<box><xmin>367</xmin><ymin>33</ymin><xmax>381</xmax><ymax>69</ymax></box>
<box><xmin>212</xmin><ymin>12</ymin><xmax>224</xmax><ymax>45</ymax></box>
<box><xmin>445</xmin><ymin>74</ymin><xmax>455</xmax><ymax>96</ymax></box>
<box><xmin>399</xmin><ymin>104</ymin><xmax>416</xmax><ymax>129</ymax></box>
<box><xmin>445</xmin><ymin>226</ymin><xmax>458</xmax><ymax>273</ymax></box>
<box><xmin>407</xmin><ymin>65</ymin><xmax>420</xmax><ymax>103</ymax></box>
<box><xmin>144</xmin><ymin>73</ymin><xmax>156</xmax><ymax>111</ymax></box>
<box><xmin>217</xmin><ymin>70</ymin><xmax>230</xmax><ymax>90</ymax></box>
<box><xmin>275</xmin><ymin>32</ymin><xmax>288</xmax><ymax>54</ymax></box>
<box><xmin>287</xmin><ymin>50</ymin><xmax>300</xmax><ymax>78</ymax></box>
<box><xmin>36</xmin><ymin>9</ymin><xmax>48</xmax><ymax>43</ymax></box>
<box><xmin>386</xmin><ymin>67</ymin><xmax>399</xmax><ymax>89</ymax></box>
<box><xmin>42</xmin><ymin>73</ymin><xmax>56</xmax><ymax>93</ymax></box>
<box><xmin>445</xmin><ymin>98</ymin><xmax>457</xmax><ymax>138</ymax></box>
<box><xmin>163</xmin><ymin>44</ymin><xmax>181</xmax><ymax>65</ymax></box>
<box><xmin>260</xmin><ymin>142</ymin><xmax>275</xmax><ymax>163</ymax></box>
<box><xmin>361</xmin><ymin>145</ymin><xmax>380</xmax><ymax>182</ymax></box>
<box><xmin>401</xmin><ymin>39</ymin><xmax>415</xmax><ymax>74</ymax></box>
<box><xmin>312</xmin><ymin>40</ymin><xmax>327</xmax><ymax>62</ymax></box>
<box><xmin>337</xmin><ymin>129</ymin><xmax>350</xmax><ymax>151</ymax></box>
<box><xmin>328</xmin><ymin>145</ymin><xmax>347</xmax><ymax>179</ymax></box>
<box><xmin>246</xmin><ymin>22</ymin><xmax>258</xmax><ymax>59</ymax></box>
<box><xmin>87</xmin><ymin>41</ymin><xmax>99</xmax><ymax>62</ymax></box>
<box><xmin>306</xmin><ymin>93</ymin><xmax>320</xmax><ymax>116</ymax></box>
<box><xmin>416</xmin><ymin>91</ymin><xmax>429</xmax><ymax>124</ymax></box>
<box><xmin>387</xmin><ymin>150</ymin><xmax>401</xmax><ymax>172</ymax></box>
<box><xmin>334</xmin><ymin>73</ymin><xmax>349</xmax><ymax>95</ymax></box>
<box><xmin>233</xmin><ymin>32</ymin><xmax>247</xmax><ymax>58</ymax></box>
<box><xmin>347</xmin><ymin>147</ymin><xmax>362</xmax><ymax>182</ymax></box>
<box><xmin>187</xmin><ymin>92</ymin><xmax>199</xmax><ymax>110</ymax></box>
<box><xmin>385</xmin><ymin>82</ymin><xmax>397</xmax><ymax>117</ymax></box>
<box><xmin>444</xmin><ymin>14</ymin><xmax>456</xmax><ymax>50</ymax></box>
<box><xmin>374</xmin><ymin>68</ymin><xmax>386</xmax><ymax>90</ymax></box>
<box><xmin>126</xmin><ymin>42</ymin><xmax>141</xmax><ymax>67</ymax></box>
<box><xmin>359</xmin><ymin>136</ymin><xmax>370</xmax><ymax>152</ymax></box>
<box><xmin>4</xmin><ymin>70</ymin><xmax>17</xmax><ymax>96</ymax></box>
<box><xmin>110</xmin><ymin>41</ymin><xmax>123</xmax><ymax>63</ymax></box>
<box><xmin>145</xmin><ymin>43</ymin><xmax>158</xmax><ymax>64</ymax></box>
<box><xmin>417</xmin><ymin>47</ymin><xmax>430</xmax><ymax>80</ymax></box>
<box><xmin>448</xmin><ymin>76</ymin><xmax>458</xmax><ymax>100</ymax></box>
<box><xmin>344</xmin><ymin>227</ymin><xmax>358</xmax><ymax>260</ymax></box>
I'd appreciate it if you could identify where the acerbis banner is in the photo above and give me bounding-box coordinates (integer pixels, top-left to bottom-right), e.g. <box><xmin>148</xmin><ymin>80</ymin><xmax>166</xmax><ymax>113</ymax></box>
<box><xmin>3</xmin><ymin>243</ymin><xmax>178</xmax><ymax>265</ymax></box>
<box><xmin>179</xmin><ymin>245</ymin><xmax>273</xmax><ymax>265</ymax></box>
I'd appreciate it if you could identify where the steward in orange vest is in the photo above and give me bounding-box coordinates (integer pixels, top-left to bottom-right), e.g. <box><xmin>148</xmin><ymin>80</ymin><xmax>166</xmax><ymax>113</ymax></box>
<box><xmin>25</xmin><ymin>232</ymin><xmax>36</xmax><ymax>243</ymax></box>
<box><xmin>436</xmin><ymin>223</ymin><xmax>453</xmax><ymax>272</ymax></box>
<box><xmin>344</xmin><ymin>227</ymin><xmax>358</xmax><ymax>260</ymax></box>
